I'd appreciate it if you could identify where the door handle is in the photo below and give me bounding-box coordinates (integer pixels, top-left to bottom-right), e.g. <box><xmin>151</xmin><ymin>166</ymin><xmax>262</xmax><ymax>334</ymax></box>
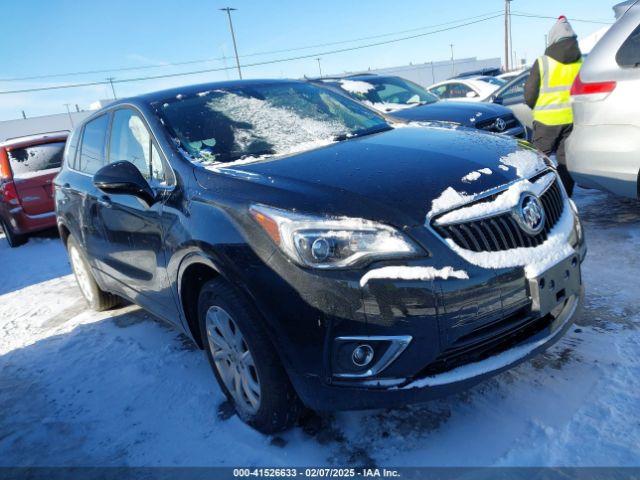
<box><xmin>98</xmin><ymin>196</ymin><xmax>112</xmax><ymax>208</ymax></box>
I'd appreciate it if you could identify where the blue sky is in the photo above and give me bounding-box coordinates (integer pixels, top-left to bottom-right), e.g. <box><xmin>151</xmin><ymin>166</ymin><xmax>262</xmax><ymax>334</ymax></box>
<box><xmin>0</xmin><ymin>0</ymin><xmax>613</xmax><ymax>121</ymax></box>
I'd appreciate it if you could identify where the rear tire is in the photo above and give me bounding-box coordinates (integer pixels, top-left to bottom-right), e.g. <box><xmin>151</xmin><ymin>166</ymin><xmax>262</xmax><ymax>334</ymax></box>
<box><xmin>1</xmin><ymin>219</ymin><xmax>27</xmax><ymax>248</ymax></box>
<box><xmin>66</xmin><ymin>235</ymin><xmax>119</xmax><ymax>311</ymax></box>
<box><xmin>198</xmin><ymin>278</ymin><xmax>303</xmax><ymax>433</ymax></box>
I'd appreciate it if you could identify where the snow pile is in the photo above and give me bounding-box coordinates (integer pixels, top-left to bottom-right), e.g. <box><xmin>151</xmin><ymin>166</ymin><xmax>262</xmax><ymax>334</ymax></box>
<box><xmin>436</xmin><ymin>173</ymin><xmax>555</xmax><ymax>225</ymax></box>
<box><xmin>338</xmin><ymin>79</ymin><xmax>375</xmax><ymax>95</ymax></box>
<box><xmin>462</xmin><ymin>167</ymin><xmax>493</xmax><ymax>183</ymax></box>
<box><xmin>364</xmin><ymin>101</ymin><xmax>416</xmax><ymax>113</ymax></box>
<box><xmin>360</xmin><ymin>266</ymin><xmax>468</xmax><ymax>287</ymax></box>
<box><xmin>500</xmin><ymin>149</ymin><xmax>547</xmax><ymax>178</ymax></box>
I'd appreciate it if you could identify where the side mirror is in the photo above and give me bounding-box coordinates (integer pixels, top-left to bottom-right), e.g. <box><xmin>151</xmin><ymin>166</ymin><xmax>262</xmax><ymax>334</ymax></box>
<box><xmin>466</xmin><ymin>91</ymin><xmax>479</xmax><ymax>98</ymax></box>
<box><xmin>493</xmin><ymin>95</ymin><xmax>504</xmax><ymax>104</ymax></box>
<box><xmin>93</xmin><ymin>161</ymin><xmax>155</xmax><ymax>205</ymax></box>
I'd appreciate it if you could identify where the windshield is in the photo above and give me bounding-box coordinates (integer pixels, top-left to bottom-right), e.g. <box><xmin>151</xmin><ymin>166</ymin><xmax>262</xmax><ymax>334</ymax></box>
<box><xmin>475</xmin><ymin>76</ymin><xmax>506</xmax><ymax>86</ymax></box>
<box><xmin>330</xmin><ymin>77</ymin><xmax>439</xmax><ymax>110</ymax></box>
<box><xmin>153</xmin><ymin>82</ymin><xmax>390</xmax><ymax>163</ymax></box>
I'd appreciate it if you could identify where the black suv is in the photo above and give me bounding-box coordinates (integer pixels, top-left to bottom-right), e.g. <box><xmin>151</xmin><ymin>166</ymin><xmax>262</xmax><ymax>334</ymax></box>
<box><xmin>55</xmin><ymin>79</ymin><xmax>585</xmax><ymax>433</ymax></box>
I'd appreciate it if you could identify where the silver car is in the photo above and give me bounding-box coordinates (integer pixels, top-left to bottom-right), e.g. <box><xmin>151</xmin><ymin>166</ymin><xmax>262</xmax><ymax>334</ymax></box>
<box><xmin>566</xmin><ymin>0</ymin><xmax>640</xmax><ymax>198</ymax></box>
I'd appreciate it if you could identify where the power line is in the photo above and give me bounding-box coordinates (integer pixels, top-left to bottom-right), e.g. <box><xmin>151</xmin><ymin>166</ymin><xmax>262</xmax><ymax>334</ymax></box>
<box><xmin>511</xmin><ymin>12</ymin><xmax>613</xmax><ymax>25</ymax></box>
<box><xmin>0</xmin><ymin>11</ymin><xmax>503</xmax><ymax>83</ymax></box>
<box><xmin>0</xmin><ymin>13</ymin><xmax>504</xmax><ymax>95</ymax></box>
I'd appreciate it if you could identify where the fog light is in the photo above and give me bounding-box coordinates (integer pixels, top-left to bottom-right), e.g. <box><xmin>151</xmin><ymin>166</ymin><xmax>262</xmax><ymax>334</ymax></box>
<box><xmin>352</xmin><ymin>344</ymin><xmax>374</xmax><ymax>367</ymax></box>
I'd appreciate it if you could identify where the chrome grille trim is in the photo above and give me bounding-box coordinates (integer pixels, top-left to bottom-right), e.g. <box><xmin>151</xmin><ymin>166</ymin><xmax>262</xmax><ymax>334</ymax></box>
<box><xmin>431</xmin><ymin>174</ymin><xmax>566</xmax><ymax>253</ymax></box>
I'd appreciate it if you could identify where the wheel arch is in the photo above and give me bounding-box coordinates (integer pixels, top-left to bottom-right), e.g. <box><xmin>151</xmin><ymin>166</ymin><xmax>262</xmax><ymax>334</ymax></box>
<box><xmin>177</xmin><ymin>253</ymin><xmax>224</xmax><ymax>349</ymax></box>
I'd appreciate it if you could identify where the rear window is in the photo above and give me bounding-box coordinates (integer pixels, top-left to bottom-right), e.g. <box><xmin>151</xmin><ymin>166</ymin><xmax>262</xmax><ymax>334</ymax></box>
<box><xmin>616</xmin><ymin>24</ymin><xmax>640</xmax><ymax>67</ymax></box>
<box><xmin>7</xmin><ymin>142</ymin><xmax>65</xmax><ymax>178</ymax></box>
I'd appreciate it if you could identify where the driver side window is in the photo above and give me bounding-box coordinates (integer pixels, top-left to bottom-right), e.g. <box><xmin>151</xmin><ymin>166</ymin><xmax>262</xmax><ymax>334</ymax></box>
<box><xmin>108</xmin><ymin>109</ymin><xmax>166</xmax><ymax>184</ymax></box>
<box><xmin>446</xmin><ymin>83</ymin><xmax>473</xmax><ymax>98</ymax></box>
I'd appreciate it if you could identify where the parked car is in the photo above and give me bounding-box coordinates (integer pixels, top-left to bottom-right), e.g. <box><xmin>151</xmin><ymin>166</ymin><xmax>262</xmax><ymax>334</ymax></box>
<box><xmin>497</xmin><ymin>68</ymin><xmax>528</xmax><ymax>82</ymax></box>
<box><xmin>566</xmin><ymin>0</ymin><xmax>640</xmax><ymax>199</ymax></box>
<box><xmin>0</xmin><ymin>132</ymin><xmax>67</xmax><ymax>247</ymax></box>
<box><xmin>313</xmin><ymin>74</ymin><xmax>525</xmax><ymax>138</ymax></box>
<box><xmin>452</xmin><ymin>67</ymin><xmax>503</xmax><ymax>79</ymax></box>
<box><xmin>486</xmin><ymin>70</ymin><xmax>533</xmax><ymax>136</ymax></box>
<box><xmin>55</xmin><ymin>79</ymin><xmax>585</xmax><ymax>433</ymax></box>
<box><xmin>427</xmin><ymin>78</ymin><xmax>501</xmax><ymax>102</ymax></box>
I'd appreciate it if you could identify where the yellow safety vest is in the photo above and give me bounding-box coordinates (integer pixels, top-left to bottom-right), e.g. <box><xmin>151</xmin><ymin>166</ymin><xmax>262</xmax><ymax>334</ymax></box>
<box><xmin>533</xmin><ymin>55</ymin><xmax>582</xmax><ymax>126</ymax></box>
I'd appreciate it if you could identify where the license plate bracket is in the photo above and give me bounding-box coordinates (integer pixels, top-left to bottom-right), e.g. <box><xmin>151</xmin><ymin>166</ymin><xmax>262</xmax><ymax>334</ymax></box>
<box><xmin>528</xmin><ymin>254</ymin><xmax>581</xmax><ymax>316</ymax></box>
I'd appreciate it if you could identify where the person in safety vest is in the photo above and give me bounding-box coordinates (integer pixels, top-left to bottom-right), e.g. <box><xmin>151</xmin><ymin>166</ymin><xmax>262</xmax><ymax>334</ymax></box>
<box><xmin>524</xmin><ymin>16</ymin><xmax>582</xmax><ymax>196</ymax></box>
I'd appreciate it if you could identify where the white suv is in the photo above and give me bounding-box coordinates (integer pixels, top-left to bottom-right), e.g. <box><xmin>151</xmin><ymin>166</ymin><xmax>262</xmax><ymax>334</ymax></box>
<box><xmin>566</xmin><ymin>0</ymin><xmax>640</xmax><ymax>198</ymax></box>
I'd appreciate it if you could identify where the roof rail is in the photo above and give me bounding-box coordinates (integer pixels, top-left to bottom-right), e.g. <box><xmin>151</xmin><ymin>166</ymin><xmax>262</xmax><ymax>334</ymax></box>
<box><xmin>4</xmin><ymin>130</ymin><xmax>70</xmax><ymax>142</ymax></box>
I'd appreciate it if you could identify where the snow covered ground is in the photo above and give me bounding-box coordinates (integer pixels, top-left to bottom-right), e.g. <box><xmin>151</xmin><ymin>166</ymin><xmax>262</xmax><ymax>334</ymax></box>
<box><xmin>0</xmin><ymin>187</ymin><xmax>639</xmax><ymax>467</ymax></box>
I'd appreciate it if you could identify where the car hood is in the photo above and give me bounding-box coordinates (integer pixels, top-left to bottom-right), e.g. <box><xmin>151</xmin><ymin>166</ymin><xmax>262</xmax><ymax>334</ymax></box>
<box><xmin>388</xmin><ymin>101</ymin><xmax>510</xmax><ymax>126</ymax></box>
<box><xmin>196</xmin><ymin>127</ymin><xmax>543</xmax><ymax>228</ymax></box>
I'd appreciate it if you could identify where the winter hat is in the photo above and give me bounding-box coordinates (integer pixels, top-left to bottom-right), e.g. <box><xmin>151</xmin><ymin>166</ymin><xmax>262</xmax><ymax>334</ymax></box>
<box><xmin>548</xmin><ymin>16</ymin><xmax>577</xmax><ymax>45</ymax></box>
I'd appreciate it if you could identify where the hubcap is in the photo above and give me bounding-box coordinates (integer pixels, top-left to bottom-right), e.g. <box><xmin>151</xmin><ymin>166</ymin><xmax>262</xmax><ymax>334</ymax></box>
<box><xmin>69</xmin><ymin>245</ymin><xmax>94</xmax><ymax>303</ymax></box>
<box><xmin>205</xmin><ymin>306</ymin><xmax>261</xmax><ymax>415</ymax></box>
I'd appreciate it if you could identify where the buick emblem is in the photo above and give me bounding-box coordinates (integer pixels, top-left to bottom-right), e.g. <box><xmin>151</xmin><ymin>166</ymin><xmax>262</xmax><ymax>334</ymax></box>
<box><xmin>494</xmin><ymin>118</ymin><xmax>507</xmax><ymax>132</ymax></box>
<box><xmin>516</xmin><ymin>194</ymin><xmax>546</xmax><ymax>235</ymax></box>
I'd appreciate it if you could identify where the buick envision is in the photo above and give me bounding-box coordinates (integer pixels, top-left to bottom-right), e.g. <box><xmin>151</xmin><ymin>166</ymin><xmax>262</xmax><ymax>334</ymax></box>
<box><xmin>55</xmin><ymin>80</ymin><xmax>585</xmax><ymax>433</ymax></box>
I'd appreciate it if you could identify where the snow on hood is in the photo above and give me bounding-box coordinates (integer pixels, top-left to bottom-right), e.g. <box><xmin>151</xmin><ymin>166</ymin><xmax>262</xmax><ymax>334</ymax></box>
<box><xmin>428</xmin><ymin>149</ymin><xmax>549</xmax><ymax>218</ymax></box>
<box><xmin>360</xmin><ymin>266</ymin><xmax>468</xmax><ymax>287</ymax></box>
<box><xmin>462</xmin><ymin>167</ymin><xmax>492</xmax><ymax>183</ymax></box>
<box><xmin>436</xmin><ymin>172</ymin><xmax>555</xmax><ymax>225</ymax></box>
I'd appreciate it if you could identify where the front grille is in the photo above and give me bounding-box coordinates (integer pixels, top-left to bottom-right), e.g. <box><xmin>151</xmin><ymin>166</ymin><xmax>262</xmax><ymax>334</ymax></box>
<box><xmin>433</xmin><ymin>176</ymin><xmax>565</xmax><ymax>252</ymax></box>
<box><xmin>476</xmin><ymin>114</ymin><xmax>519</xmax><ymax>133</ymax></box>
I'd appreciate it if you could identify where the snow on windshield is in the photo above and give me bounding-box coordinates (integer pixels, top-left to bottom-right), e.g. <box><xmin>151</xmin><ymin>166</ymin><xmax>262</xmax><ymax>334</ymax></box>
<box><xmin>198</xmin><ymin>92</ymin><xmax>348</xmax><ymax>164</ymax></box>
<box><xmin>338</xmin><ymin>79</ymin><xmax>375</xmax><ymax>94</ymax></box>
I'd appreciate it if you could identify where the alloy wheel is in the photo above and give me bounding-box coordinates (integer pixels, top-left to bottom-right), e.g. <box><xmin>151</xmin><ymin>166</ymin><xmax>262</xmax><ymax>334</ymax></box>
<box><xmin>205</xmin><ymin>306</ymin><xmax>261</xmax><ymax>415</ymax></box>
<box><xmin>69</xmin><ymin>244</ymin><xmax>94</xmax><ymax>303</ymax></box>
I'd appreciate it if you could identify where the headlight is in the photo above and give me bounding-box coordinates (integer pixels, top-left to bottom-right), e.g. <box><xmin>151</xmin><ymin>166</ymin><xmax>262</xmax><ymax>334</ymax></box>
<box><xmin>250</xmin><ymin>205</ymin><xmax>422</xmax><ymax>269</ymax></box>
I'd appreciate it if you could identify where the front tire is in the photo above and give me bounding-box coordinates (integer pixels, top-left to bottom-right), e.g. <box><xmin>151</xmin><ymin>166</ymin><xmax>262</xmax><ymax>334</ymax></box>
<box><xmin>67</xmin><ymin>235</ymin><xmax>119</xmax><ymax>311</ymax></box>
<box><xmin>1</xmin><ymin>219</ymin><xmax>27</xmax><ymax>248</ymax></box>
<box><xmin>198</xmin><ymin>278</ymin><xmax>302</xmax><ymax>433</ymax></box>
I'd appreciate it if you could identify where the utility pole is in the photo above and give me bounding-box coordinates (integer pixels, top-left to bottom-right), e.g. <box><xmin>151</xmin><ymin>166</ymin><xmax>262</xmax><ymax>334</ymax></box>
<box><xmin>504</xmin><ymin>0</ymin><xmax>513</xmax><ymax>71</ymax></box>
<box><xmin>63</xmin><ymin>104</ymin><xmax>74</xmax><ymax>127</ymax></box>
<box><xmin>430</xmin><ymin>61</ymin><xmax>435</xmax><ymax>84</ymax></box>
<box><xmin>220</xmin><ymin>7</ymin><xmax>242</xmax><ymax>79</ymax></box>
<box><xmin>316</xmin><ymin>58</ymin><xmax>323</xmax><ymax>78</ymax></box>
<box><xmin>449</xmin><ymin>44</ymin><xmax>455</xmax><ymax>76</ymax></box>
<box><xmin>107</xmin><ymin>77</ymin><xmax>117</xmax><ymax>99</ymax></box>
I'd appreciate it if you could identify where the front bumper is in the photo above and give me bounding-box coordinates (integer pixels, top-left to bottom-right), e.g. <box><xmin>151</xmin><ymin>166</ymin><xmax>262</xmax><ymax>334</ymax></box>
<box><xmin>290</xmin><ymin>286</ymin><xmax>583</xmax><ymax>411</ymax></box>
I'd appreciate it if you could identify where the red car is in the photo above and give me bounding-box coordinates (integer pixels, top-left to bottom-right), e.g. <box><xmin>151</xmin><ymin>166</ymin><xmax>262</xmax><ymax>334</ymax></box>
<box><xmin>0</xmin><ymin>132</ymin><xmax>67</xmax><ymax>247</ymax></box>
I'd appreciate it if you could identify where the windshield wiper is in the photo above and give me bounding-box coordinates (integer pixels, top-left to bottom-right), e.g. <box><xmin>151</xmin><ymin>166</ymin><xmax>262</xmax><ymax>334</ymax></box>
<box><xmin>333</xmin><ymin>125</ymin><xmax>392</xmax><ymax>142</ymax></box>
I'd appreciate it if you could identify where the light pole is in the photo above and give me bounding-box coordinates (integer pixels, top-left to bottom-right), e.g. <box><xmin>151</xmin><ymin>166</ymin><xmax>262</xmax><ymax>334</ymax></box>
<box><xmin>504</xmin><ymin>0</ymin><xmax>513</xmax><ymax>70</ymax></box>
<box><xmin>220</xmin><ymin>7</ymin><xmax>242</xmax><ymax>79</ymax></box>
<box><xmin>449</xmin><ymin>44</ymin><xmax>455</xmax><ymax>77</ymax></box>
<box><xmin>106</xmin><ymin>77</ymin><xmax>117</xmax><ymax>99</ymax></box>
<box><xmin>316</xmin><ymin>58</ymin><xmax>323</xmax><ymax>78</ymax></box>
<box><xmin>63</xmin><ymin>104</ymin><xmax>74</xmax><ymax>127</ymax></box>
